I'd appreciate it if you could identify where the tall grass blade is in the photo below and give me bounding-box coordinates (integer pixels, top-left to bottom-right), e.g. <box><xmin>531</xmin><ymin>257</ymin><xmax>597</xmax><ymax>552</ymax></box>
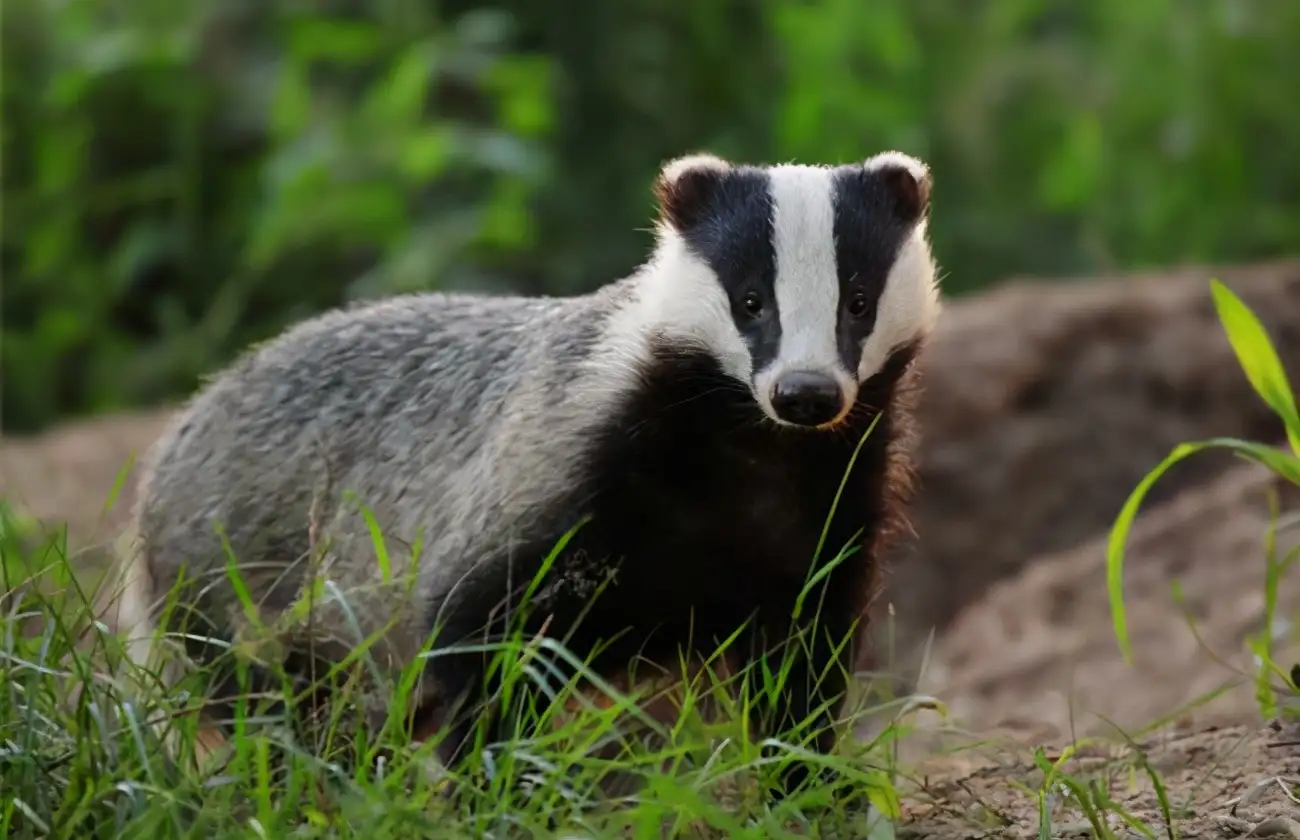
<box><xmin>1209</xmin><ymin>278</ymin><xmax>1300</xmax><ymax>455</ymax></box>
<box><xmin>1109</xmin><ymin>437</ymin><xmax>1300</xmax><ymax>662</ymax></box>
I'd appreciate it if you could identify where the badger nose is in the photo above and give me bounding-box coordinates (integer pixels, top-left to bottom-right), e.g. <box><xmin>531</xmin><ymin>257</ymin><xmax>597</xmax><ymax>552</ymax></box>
<box><xmin>770</xmin><ymin>371</ymin><xmax>845</xmax><ymax>427</ymax></box>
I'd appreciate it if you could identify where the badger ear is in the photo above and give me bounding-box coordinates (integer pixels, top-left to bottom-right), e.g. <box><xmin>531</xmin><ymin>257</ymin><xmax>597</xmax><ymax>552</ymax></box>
<box><xmin>653</xmin><ymin>153</ymin><xmax>732</xmax><ymax>232</ymax></box>
<box><xmin>863</xmin><ymin>151</ymin><xmax>932</xmax><ymax>224</ymax></box>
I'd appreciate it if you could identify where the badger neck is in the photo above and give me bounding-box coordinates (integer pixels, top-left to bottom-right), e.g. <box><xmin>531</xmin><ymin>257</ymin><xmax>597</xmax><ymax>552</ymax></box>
<box><xmin>575</xmin><ymin>325</ymin><xmax>922</xmax><ymax>579</ymax></box>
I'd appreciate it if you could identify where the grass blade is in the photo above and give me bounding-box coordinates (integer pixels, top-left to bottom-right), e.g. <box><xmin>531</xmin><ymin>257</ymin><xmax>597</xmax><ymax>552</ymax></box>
<box><xmin>1210</xmin><ymin>278</ymin><xmax>1300</xmax><ymax>455</ymax></box>
<box><xmin>1108</xmin><ymin>437</ymin><xmax>1300</xmax><ymax>663</ymax></box>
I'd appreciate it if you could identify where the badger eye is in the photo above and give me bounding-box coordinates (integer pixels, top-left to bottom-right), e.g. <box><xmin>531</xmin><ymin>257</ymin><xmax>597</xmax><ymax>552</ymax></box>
<box><xmin>742</xmin><ymin>291</ymin><xmax>763</xmax><ymax>316</ymax></box>
<box><xmin>847</xmin><ymin>293</ymin><xmax>871</xmax><ymax>318</ymax></box>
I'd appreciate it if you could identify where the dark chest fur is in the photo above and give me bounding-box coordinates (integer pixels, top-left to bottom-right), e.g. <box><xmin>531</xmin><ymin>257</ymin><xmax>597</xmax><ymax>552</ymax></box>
<box><xmin>434</xmin><ymin>340</ymin><xmax>920</xmax><ymax>680</ymax></box>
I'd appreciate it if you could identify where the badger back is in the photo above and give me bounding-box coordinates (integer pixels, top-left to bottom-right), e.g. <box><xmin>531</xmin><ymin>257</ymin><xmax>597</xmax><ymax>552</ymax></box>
<box><xmin>132</xmin><ymin>291</ymin><xmax>614</xmax><ymax>636</ymax></box>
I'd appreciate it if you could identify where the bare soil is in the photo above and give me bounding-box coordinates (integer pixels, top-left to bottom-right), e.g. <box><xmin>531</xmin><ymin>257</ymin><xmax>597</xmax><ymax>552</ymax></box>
<box><xmin>899</xmin><ymin>718</ymin><xmax>1300</xmax><ymax>839</ymax></box>
<box><xmin>912</xmin><ymin>461</ymin><xmax>1300</xmax><ymax>740</ymax></box>
<box><xmin>886</xmin><ymin>257</ymin><xmax>1300</xmax><ymax>669</ymax></box>
<box><xmin>3</xmin><ymin>258</ymin><xmax>1300</xmax><ymax>835</ymax></box>
<box><xmin>0</xmin><ymin>406</ymin><xmax>172</xmax><ymax>554</ymax></box>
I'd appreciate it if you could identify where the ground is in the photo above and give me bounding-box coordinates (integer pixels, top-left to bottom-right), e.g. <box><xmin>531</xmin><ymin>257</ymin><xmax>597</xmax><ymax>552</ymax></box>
<box><xmin>2</xmin><ymin>259</ymin><xmax>1299</xmax><ymax>837</ymax></box>
<box><xmin>912</xmin><ymin>460</ymin><xmax>1300</xmax><ymax>740</ymax></box>
<box><xmin>900</xmin><ymin>718</ymin><xmax>1300</xmax><ymax>839</ymax></box>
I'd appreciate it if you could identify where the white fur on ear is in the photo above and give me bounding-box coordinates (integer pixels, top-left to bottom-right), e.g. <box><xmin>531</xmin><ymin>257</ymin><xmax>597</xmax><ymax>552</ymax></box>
<box><xmin>653</xmin><ymin>152</ymin><xmax>734</xmax><ymax>233</ymax></box>
<box><xmin>659</xmin><ymin>153</ymin><xmax>731</xmax><ymax>184</ymax></box>
<box><xmin>863</xmin><ymin>150</ymin><xmax>929</xmax><ymax>179</ymax></box>
<box><xmin>863</xmin><ymin>150</ymin><xmax>932</xmax><ymax>221</ymax></box>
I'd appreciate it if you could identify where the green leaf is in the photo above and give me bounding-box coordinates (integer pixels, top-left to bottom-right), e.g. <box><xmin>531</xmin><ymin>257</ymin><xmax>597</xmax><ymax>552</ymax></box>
<box><xmin>364</xmin><ymin>46</ymin><xmax>433</xmax><ymax>127</ymax></box>
<box><xmin>1210</xmin><ymin>278</ymin><xmax>1300</xmax><ymax>455</ymax></box>
<box><xmin>1039</xmin><ymin>115</ymin><xmax>1102</xmax><ymax>210</ymax></box>
<box><xmin>287</xmin><ymin>18</ymin><xmax>382</xmax><ymax>65</ymax></box>
<box><xmin>863</xmin><ymin>770</ymin><xmax>903</xmax><ymax>821</ymax></box>
<box><xmin>399</xmin><ymin>128</ymin><xmax>451</xmax><ymax>180</ymax></box>
<box><xmin>270</xmin><ymin>63</ymin><xmax>313</xmax><ymax>140</ymax></box>
<box><xmin>1108</xmin><ymin>437</ymin><xmax>1300</xmax><ymax>663</ymax></box>
<box><xmin>360</xmin><ymin>504</ymin><xmax>392</xmax><ymax>582</ymax></box>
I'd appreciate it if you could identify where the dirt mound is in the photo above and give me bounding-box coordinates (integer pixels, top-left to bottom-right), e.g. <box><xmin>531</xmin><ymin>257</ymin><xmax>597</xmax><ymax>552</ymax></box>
<box><xmin>901</xmin><ymin>718</ymin><xmax>1300</xmax><ymax>839</ymax></box>
<box><xmin>915</xmin><ymin>460</ymin><xmax>1300</xmax><ymax>739</ymax></box>
<box><xmin>0</xmin><ymin>407</ymin><xmax>173</xmax><ymax>555</ymax></box>
<box><xmin>882</xmin><ymin>257</ymin><xmax>1300</xmax><ymax>665</ymax></box>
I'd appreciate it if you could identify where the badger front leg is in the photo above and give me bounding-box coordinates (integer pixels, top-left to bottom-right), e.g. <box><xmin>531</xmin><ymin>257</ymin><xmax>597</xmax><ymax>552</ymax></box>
<box><xmin>745</xmin><ymin>581</ymin><xmax>858</xmax><ymax>799</ymax></box>
<box><xmin>421</xmin><ymin>557</ymin><xmax>561</xmax><ymax>778</ymax></box>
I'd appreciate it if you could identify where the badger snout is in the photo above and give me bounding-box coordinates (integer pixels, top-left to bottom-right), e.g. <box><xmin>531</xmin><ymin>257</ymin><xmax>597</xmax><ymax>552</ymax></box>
<box><xmin>769</xmin><ymin>370</ymin><xmax>846</xmax><ymax>427</ymax></box>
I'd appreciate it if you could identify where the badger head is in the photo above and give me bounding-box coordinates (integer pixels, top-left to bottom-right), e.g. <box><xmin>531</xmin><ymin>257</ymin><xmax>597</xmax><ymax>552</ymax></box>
<box><xmin>635</xmin><ymin>151</ymin><xmax>940</xmax><ymax>429</ymax></box>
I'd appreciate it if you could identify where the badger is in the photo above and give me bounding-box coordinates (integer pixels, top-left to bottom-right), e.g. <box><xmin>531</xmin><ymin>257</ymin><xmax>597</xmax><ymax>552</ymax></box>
<box><xmin>106</xmin><ymin>149</ymin><xmax>942</xmax><ymax>797</ymax></box>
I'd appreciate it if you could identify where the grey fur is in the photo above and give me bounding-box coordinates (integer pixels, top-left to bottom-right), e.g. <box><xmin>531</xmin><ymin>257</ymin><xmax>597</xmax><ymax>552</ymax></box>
<box><xmin>132</xmin><ymin>279</ymin><xmax>645</xmax><ymax>706</ymax></box>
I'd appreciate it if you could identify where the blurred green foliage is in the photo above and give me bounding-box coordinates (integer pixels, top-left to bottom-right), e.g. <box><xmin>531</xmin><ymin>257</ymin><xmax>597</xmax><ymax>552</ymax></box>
<box><xmin>3</xmin><ymin>0</ymin><xmax>1299</xmax><ymax>433</ymax></box>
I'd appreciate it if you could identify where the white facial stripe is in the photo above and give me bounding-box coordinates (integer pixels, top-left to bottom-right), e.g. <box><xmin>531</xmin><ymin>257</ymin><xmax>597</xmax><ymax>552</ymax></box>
<box><xmin>604</xmin><ymin>231</ymin><xmax>752</xmax><ymax>381</ymax></box>
<box><xmin>744</xmin><ymin>165</ymin><xmax>857</xmax><ymax>426</ymax></box>
<box><xmin>857</xmin><ymin>222</ymin><xmax>941</xmax><ymax>380</ymax></box>
<box><xmin>766</xmin><ymin>166</ymin><xmax>845</xmax><ymax>377</ymax></box>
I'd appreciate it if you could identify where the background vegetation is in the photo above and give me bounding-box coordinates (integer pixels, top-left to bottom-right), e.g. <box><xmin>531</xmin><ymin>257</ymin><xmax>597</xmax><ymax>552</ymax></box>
<box><xmin>4</xmin><ymin>0</ymin><xmax>1299</xmax><ymax>433</ymax></box>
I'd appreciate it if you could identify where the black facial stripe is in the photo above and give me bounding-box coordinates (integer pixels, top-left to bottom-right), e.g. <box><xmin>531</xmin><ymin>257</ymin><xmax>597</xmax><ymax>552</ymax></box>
<box><xmin>674</xmin><ymin>167</ymin><xmax>781</xmax><ymax>375</ymax></box>
<box><xmin>831</xmin><ymin>166</ymin><xmax>917</xmax><ymax>374</ymax></box>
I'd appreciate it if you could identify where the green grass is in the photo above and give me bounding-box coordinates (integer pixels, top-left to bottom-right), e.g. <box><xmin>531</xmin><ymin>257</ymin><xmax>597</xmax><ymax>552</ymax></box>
<box><xmin>0</xmin><ymin>456</ymin><xmax>926</xmax><ymax>839</ymax></box>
